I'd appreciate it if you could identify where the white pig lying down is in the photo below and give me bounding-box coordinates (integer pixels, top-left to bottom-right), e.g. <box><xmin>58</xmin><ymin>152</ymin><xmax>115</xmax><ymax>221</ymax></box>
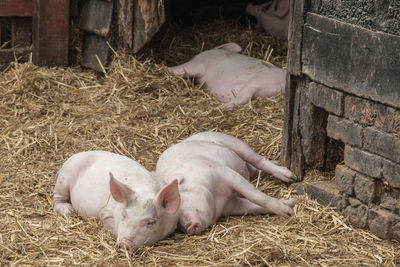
<box><xmin>156</xmin><ymin>132</ymin><xmax>298</xmax><ymax>236</ymax></box>
<box><xmin>53</xmin><ymin>151</ymin><xmax>180</xmax><ymax>250</ymax></box>
<box><xmin>167</xmin><ymin>42</ymin><xmax>286</xmax><ymax>110</ymax></box>
<box><xmin>246</xmin><ymin>0</ymin><xmax>290</xmax><ymax>42</ymax></box>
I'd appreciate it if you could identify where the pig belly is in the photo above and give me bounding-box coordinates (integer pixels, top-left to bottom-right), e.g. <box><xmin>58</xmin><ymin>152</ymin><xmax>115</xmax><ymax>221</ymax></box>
<box><xmin>69</xmin><ymin>171</ymin><xmax>110</xmax><ymax>218</ymax></box>
<box><xmin>157</xmin><ymin>140</ymin><xmax>250</xmax><ymax>180</ymax></box>
<box><xmin>199</xmin><ymin>55</ymin><xmax>283</xmax><ymax>102</ymax></box>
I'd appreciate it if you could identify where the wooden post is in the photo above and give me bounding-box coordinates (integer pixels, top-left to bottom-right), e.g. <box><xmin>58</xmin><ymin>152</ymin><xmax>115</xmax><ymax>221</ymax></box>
<box><xmin>33</xmin><ymin>0</ymin><xmax>69</xmax><ymax>66</ymax></box>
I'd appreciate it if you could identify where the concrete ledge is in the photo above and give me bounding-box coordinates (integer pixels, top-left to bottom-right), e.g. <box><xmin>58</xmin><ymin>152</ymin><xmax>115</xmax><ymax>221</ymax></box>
<box><xmin>292</xmin><ymin>180</ymin><xmax>344</xmax><ymax>209</ymax></box>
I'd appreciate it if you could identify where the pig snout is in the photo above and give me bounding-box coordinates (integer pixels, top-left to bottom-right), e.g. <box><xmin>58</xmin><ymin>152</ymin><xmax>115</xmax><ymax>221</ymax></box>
<box><xmin>115</xmin><ymin>238</ymin><xmax>134</xmax><ymax>251</ymax></box>
<box><xmin>185</xmin><ymin>222</ymin><xmax>203</xmax><ymax>236</ymax></box>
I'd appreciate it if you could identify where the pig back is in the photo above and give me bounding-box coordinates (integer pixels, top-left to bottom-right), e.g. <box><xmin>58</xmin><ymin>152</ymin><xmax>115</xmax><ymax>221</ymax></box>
<box><xmin>60</xmin><ymin>151</ymin><xmax>157</xmax><ymax>218</ymax></box>
<box><xmin>156</xmin><ymin>140</ymin><xmax>250</xmax><ymax>181</ymax></box>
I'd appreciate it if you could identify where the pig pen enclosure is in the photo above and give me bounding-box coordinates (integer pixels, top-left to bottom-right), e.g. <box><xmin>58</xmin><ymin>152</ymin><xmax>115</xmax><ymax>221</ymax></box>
<box><xmin>1</xmin><ymin>4</ymin><xmax>400</xmax><ymax>267</ymax></box>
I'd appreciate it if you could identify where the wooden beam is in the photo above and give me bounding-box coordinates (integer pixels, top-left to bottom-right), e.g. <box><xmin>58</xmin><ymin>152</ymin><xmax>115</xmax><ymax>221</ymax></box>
<box><xmin>33</xmin><ymin>0</ymin><xmax>69</xmax><ymax>66</ymax></box>
<box><xmin>0</xmin><ymin>0</ymin><xmax>35</xmax><ymax>17</ymax></box>
<box><xmin>132</xmin><ymin>0</ymin><xmax>165</xmax><ymax>53</ymax></box>
<box><xmin>0</xmin><ymin>47</ymin><xmax>32</xmax><ymax>63</ymax></box>
<box><xmin>302</xmin><ymin>13</ymin><xmax>400</xmax><ymax>109</ymax></box>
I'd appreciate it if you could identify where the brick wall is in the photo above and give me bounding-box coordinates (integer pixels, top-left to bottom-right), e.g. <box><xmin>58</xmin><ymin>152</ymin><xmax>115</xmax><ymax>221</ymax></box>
<box><xmin>284</xmin><ymin>0</ymin><xmax>400</xmax><ymax>241</ymax></box>
<box><xmin>305</xmin><ymin>82</ymin><xmax>400</xmax><ymax>240</ymax></box>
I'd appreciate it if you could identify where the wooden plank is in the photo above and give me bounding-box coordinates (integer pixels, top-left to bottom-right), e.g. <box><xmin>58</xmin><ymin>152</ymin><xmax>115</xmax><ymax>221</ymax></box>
<box><xmin>80</xmin><ymin>0</ymin><xmax>113</xmax><ymax>37</ymax></box>
<box><xmin>282</xmin><ymin>0</ymin><xmax>310</xmax><ymax>177</ymax></box>
<box><xmin>117</xmin><ymin>0</ymin><xmax>134</xmax><ymax>49</ymax></box>
<box><xmin>11</xmin><ymin>17</ymin><xmax>32</xmax><ymax>48</ymax></box>
<box><xmin>81</xmin><ymin>33</ymin><xmax>109</xmax><ymax>72</ymax></box>
<box><xmin>0</xmin><ymin>47</ymin><xmax>32</xmax><ymax>63</ymax></box>
<box><xmin>132</xmin><ymin>0</ymin><xmax>165</xmax><ymax>53</ymax></box>
<box><xmin>281</xmin><ymin>73</ymin><xmax>296</xmax><ymax>167</ymax></box>
<box><xmin>0</xmin><ymin>0</ymin><xmax>34</xmax><ymax>16</ymax></box>
<box><xmin>33</xmin><ymin>0</ymin><xmax>69</xmax><ymax>66</ymax></box>
<box><xmin>302</xmin><ymin>13</ymin><xmax>400</xmax><ymax>109</ymax></box>
<box><xmin>287</xmin><ymin>0</ymin><xmax>310</xmax><ymax>75</ymax></box>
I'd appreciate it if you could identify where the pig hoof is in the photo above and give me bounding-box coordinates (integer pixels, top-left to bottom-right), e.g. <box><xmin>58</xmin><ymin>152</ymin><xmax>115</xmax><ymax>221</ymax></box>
<box><xmin>186</xmin><ymin>222</ymin><xmax>203</xmax><ymax>236</ymax></box>
<box><xmin>274</xmin><ymin>166</ymin><xmax>297</xmax><ymax>183</ymax></box>
<box><xmin>53</xmin><ymin>203</ymin><xmax>74</xmax><ymax>216</ymax></box>
<box><xmin>220</xmin><ymin>103</ymin><xmax>235</xmax><ymax>111</ymax></box>
<box><xmin>279</xmin><ymin>198</ymin><xmax>298</xmax><ymax>208</ymax></box>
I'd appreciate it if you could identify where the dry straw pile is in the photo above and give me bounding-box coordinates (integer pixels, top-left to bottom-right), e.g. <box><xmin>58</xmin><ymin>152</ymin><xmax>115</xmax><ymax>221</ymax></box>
<box><xmin>0</xmin><ymin>19</ymin><xmax>399</xmax><ymax>266</ymax></box>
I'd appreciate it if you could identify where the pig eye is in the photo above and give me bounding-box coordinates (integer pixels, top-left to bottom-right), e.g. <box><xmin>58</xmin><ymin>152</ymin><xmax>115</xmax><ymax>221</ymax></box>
<box><xmin>145</xmin><ymin>218</ymin><xmax>157</xmax><ymax>228</ymax></box>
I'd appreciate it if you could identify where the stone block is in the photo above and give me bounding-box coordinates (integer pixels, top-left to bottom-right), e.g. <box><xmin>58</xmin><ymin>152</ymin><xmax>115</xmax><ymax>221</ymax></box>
<box><xmin>292</xmin><ymin>180</ymin><xmax>345</xmax><ymax>210</ymax></box>
<box><xmin>344</xmin><ymin>197</ymin><xmax>368</xmax><ymax>228</ymax></box>
<box><xmin>327</xmin><ymin>115</ymin><xmax>363</xmax><ymax>147</ymax></box>
<box><xmin>368</xmin><ymin>208</ymin><xmax>395</xmax><ymax>239</ymax></box>
<box><xmin>374</xmin><ymin>104</ymin><xmax>400</xmax><ymax>137</ymax></box>
<box><xmin>382</xmin><ymin>159</ymin><xmax>400</xmax><ymax>189</ymax></box>
<box><xmin>364</xmin><ymin>127</ymin><xmax>400</xmax><ymax>164</ymax></box>
<box><xmin>344</xmin><ymin>95</ymin><xmax>376</xmax><ymax>126</ymax></box>
<box><xmin>345</xmin><ymin>95</ymin><xmax>400</xmax><ymax>135</ymax></box>
<box><xmin>306</xmin><ymin>82</ymin><xmax>344</xmax><ymax>116</ymax></box>
<box><xmin>353</xmin><ymin>173</ymin><xmax>379</xmax><ymax>204</ymax></box>
<box><xmin>391</xmin><ymin>218</ymin><xmax>400</xmax><ymax>241</ymax></box>
<box><xmin>335</xmin><ymin>164</ymin><xmax>355</xmax><ymax>196</ymax></box>
<box><xmin>344</xmin><ymin>145</ymin><xmax>382</xmax><ymax>178</ymax></box>
<box><xmin>380</xmin><ymin>188</ymin><xmax>400</xmax><ymax>212</ymax></box>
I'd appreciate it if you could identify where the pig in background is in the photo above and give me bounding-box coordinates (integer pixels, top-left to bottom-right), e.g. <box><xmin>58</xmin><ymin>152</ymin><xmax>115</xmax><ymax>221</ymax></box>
<box><xmin>168</xmin><ymin>42</ymin><xmax>286</xmax><ymax>110</ymax></box>
<box><xmin>246</xmin><ymin>0</ymin><xmax>290</xmax><ymax>42</ymax></box>
<box><xmin>156</xmin><ymin>132</ymin><xmax>298</xmax><ymax>236</ymax></box>
<box><xmin>53</xmin><ymin>151</ymin><xmax>180</xmax><ymax>250</ymax></box>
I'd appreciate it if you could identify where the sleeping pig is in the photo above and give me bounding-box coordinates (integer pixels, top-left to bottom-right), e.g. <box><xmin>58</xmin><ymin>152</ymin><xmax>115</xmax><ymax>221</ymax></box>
<box><xmin>156</xmin><ymin>132</ymin><xmax>298</xmax><ymax>236</ymax></box>
<box><xmin>246</xmin><ymin>0</ymin><xmax>290</xmax><ymax>41</ymax></box>
<box><xmin>53</xmin><ymin>150</ymin><xmax>180</xmax><ymax>250</ymax></box>
<box><xmin>167</xmin><ymin>42</ymin><xmax>286</xmax><ymax>110</ymax></box>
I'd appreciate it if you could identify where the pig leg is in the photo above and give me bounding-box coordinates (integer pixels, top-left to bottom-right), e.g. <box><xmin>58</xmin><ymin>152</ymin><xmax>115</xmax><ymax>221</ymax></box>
<box><xmin>207</xmin><ymin>132</ymin><xmax>297</xmax><ymax>183</ymax></box>
<box><xmin>216</xmin><ymin>166</ymin><xmax>297</xmax><ymax>217</ymax></box>
<box><xmin>168</xmin><ymin>61</ymin><xmax>205</xmax><ymax>78</ymax></box>
<box><xmin>53</xmin><ymin>172</ymin><xmax>75</xmax><ymax>216</ymax></box>
<box><xmin>53</xmin><ymin>154</ymin><xmax>95</xmax><ymax>216</ymax></box>
<box><xmin>223</xmin><ymin>197</ymin><xmax>268</xmax><ymax>216</ymax></box>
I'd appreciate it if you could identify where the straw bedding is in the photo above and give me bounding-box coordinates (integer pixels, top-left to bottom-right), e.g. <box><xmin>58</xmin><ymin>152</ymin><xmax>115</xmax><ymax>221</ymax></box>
<box><xmin>0</xmin><ymin>19</ymin><xmax>399</xmax><ymax>266</ymax></box>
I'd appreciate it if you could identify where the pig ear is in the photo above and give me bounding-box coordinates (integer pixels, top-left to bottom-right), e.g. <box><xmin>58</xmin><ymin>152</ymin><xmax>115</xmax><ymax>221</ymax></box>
<box><xmin>273</xmin><ymin>0</ymin><xmax>289</xmax><ymax>18</ymax></box>
<box><xmin>109</xmin><ymin>172</ymin><xmax>134</xmax><ymax>203</ymax></box>
<box><xmin>216</xmin><ymin>43</ymin><xmax>242</xmax><ymax>53</ymax></box>
<box><xmin>156</xmin><ymin>179</ymin><xmax>180</xmax><ymax>214</ymax></box>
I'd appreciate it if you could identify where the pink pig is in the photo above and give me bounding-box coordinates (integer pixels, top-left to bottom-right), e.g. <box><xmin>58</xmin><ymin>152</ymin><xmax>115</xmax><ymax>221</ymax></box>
<box><xmin>167</xmin><ymin>42</ymin><xmax>286</xmax><ymax>110</ymax></box>
<box><xmin>156</xmin><ymin>132</ymin><xmax>298</xmax><ymax>236</ymax></box>
<box><xmin>53</xmin><ymin>151</ymin><xmax>180</xmax><ymax>250</ymax></box>
<box><xmin>246</xmin><ymin>0</ymin><xmax>290</xmax><ymax>41</ymax></box>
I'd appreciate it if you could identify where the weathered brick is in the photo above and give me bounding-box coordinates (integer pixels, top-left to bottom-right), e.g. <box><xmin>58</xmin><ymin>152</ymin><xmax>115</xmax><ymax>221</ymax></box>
<box><xmin>327</xmin><ymin>115</ymin><xmax>363</xmax><ymax>147</ymax></box>
<box><xmin>344</xmin><ymin>95</ymin><xmax>376</xmax><ymax>126</ymax></box>
<box><xmin>345</xmin><ymin>95</ymin><xmax>400</xmax><ymax>135</ymax></box>
<box><xmin>391</xmin><ymin>218</ymin><xmax>400</xmax><ymax>241</ymax></box>
<box><xmin>380</xmin><ymin>188</ymin><xmax>400</xmax><ymax>212</ymax></box>
<box><xmin>306</xmin><ymin>82</ymin><xmax>343</xmax><ymax>116</ymax></box>
<box><xmin>368</xmin><ymin>208</ymin><xmax>395</xmax><ymax>239</ymax></box>
<box><xmin>375</xmin><ymin>104</ymin><xmax>400</xmax><ymax>136</ymax></box>
<box><xmin>382</xmin><ymin>159</ymin><xmax>400</xmax><ymax>189</ymax></box>
<box><xmin>344</xmin><ymin>198</ymin><xmax>368</xmax><ymax>228</ymax></box>
<box><xmin>364</xmin><ymin>127</ymin><xmax>400</xmax><ymax>164</ymax></box>
<box><xmin>335</xmin><ymin>164</ymin><xmax>355</xmax><ymax>195</ymax></box>
<box><xmin>344</xmin><ymin>145</ymin><xmax>382</xmax><ymax>178</ymax></box>
<box><xmin>354</xmin><ymin>173</ymin><xmax>378</xmax><ymax>204</ymax></box>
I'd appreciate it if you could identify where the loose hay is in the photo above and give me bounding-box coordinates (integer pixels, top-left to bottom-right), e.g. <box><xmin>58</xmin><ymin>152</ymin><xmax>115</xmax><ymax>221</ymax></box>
<box><xmin>0</xmin><ymin>19</ymin><xmax>399</xmax><ymax>266</ymax></box>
